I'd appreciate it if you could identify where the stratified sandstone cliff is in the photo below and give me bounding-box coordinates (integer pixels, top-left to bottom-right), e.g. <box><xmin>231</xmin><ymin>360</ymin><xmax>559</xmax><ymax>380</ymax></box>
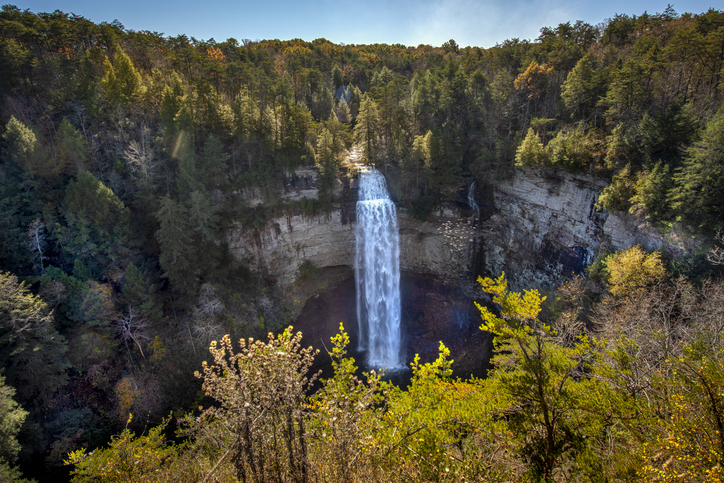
<box><xmin>227</xmin><ymin>164</ymin><xmax>693</xmax><ymax>291</ymax></box>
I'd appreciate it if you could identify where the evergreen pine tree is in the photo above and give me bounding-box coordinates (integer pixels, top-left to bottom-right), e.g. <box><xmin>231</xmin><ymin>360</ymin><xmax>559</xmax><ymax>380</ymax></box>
<box><xmin>515</xmin><ymin>128</ymin><xmax>547</xmax><ymax>166</ymax></box>
<box><xmin>670</xmin><ymin>109</ymin><xmax>724</xmax><ymax>231</ymax></box>
<box><xmin>0</xmin><ymin>272</ymin><xmax>68</xmax><ymax>401</ymax></box>
<box><xmin>353</xmin><ymin>94</ymin><xmax>380</xmax><ymax>165</ymax></box>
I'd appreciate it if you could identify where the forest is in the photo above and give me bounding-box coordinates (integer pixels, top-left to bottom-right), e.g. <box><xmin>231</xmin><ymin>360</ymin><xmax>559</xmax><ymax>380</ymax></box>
<box><xmin>1</xmin><ymin>3</ymin><xmax>724</xmax><ymax>481</ymax></box>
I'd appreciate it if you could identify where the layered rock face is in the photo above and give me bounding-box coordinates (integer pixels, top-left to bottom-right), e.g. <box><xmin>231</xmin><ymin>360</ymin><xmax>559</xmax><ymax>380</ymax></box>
<box><xmin>228</xmin><ymin>163</ymin><xmax>477</xmax><ymax>287</ymax></box>
<box><xmin>227</xmin><ymin>166</ymin><xmax>689</xmax><ymax>290</ymax></box>
<box><xmin>398</xmin><ymin>212</ymin><xmax>476</xmax><ymax>282</ymax></box>
<box><xmin>480</xmin><ymin>170</ymin><xmax>692</xmax><ymax>290</ymax></box>
<box><xmin>227</xmin><ymin>204</ymin><xmax>476</xmax><ymax>287</ymax></box>
<box><xmin>227</xmin><ymin>209</ymin><xmax>356</xmax><ymax>286</ymax></box>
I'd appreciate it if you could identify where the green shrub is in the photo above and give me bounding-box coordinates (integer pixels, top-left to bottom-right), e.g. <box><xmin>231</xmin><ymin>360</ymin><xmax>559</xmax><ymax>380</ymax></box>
<box><xmin>299</xmin><ymin>260</ymin><xmax>318</xmax><ymax>279</ymax></box>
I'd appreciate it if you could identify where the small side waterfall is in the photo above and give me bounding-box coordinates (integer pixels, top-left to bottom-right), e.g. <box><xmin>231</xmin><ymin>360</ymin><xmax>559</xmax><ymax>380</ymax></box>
<box><xmin>468</xmin><ymin>179</ymin><xmax>480</xmax><ymax>221</ymax></box>
<box><xmin>461</xmin><ymin>179</ymin><xmax>481</xmax><ymax>328</ymax></box>
<box><xmin>355</xmin><ymin>168</ymin><xmax>401</xmax><ymax>368</ymax></box>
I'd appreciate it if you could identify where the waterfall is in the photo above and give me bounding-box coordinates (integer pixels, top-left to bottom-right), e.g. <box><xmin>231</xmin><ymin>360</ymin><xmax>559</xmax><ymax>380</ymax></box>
<box><xmin>462</xmin><ymin>179</ymin><xmax>481</xmax><ymax>329</ymax></box>
<box><xmin>468</xmin><ymin>179</ymin><xmax>480</xmax><ymax>221</ymax></box>
<box><xmin>355</xmin><ymin>168</ymin><xmax>401</xmax><ymax>368</ymax></box>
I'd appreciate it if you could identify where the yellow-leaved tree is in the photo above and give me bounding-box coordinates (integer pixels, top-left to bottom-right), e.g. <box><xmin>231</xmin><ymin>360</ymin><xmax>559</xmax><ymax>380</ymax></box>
<box><xmin>477</xmin><ymin>273</ymin><xmax>622</xmax><ymax>483</ymax></box>
<box><xmin>605</xmin><ymin>245</ymin><xmax>666</xmax><ymax>297</ymax></box>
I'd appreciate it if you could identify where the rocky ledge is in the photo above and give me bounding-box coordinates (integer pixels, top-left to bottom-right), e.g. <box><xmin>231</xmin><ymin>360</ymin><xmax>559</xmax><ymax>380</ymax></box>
<box><xmin>227</xmin><ymin>164</ymin><xmax>695</xmax><ymax>291</ymax></box>
<box><xmin>481</xmin><ymin>170</ymin><xmax>696</xmax><ymax>291</ymax></box>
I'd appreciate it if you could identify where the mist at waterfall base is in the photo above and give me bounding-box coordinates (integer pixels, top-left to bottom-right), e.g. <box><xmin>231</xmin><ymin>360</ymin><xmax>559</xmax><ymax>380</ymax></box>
<box><xmin>355</xmin><ymin>168</ymin><xmax>402</xmax><ymax>369</ymax></box>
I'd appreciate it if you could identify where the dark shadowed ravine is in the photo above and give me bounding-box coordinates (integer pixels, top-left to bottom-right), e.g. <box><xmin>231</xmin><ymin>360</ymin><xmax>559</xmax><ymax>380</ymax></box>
<box><xmin>293</xmin><ymin>271</ymin><xmax>493</xmax><ymax>387</ymax></box>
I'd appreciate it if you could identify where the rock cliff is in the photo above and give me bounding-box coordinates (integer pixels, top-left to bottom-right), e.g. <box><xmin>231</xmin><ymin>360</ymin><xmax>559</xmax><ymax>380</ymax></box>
<box><xmin>479</xmin><ymin>170</ymin><xmax>694</xmax><ymax>291</ymax></box>
<box><xmin>226</xmin><ymin>165</ymin><xmax>692</xmax><ymax>291</ymax></box>
<box><xmin>227</xmin><ymin>204</ymin><xmax>476</xmax><ymax>287</ymax></box>
<box><xmin>227</xmin><ymin>209</ymin><xmax>356</xmax><ymax>286</ymax></box>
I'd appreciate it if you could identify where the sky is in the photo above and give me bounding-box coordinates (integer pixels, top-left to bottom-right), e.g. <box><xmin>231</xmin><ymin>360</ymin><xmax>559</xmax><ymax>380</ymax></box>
<box><xmin>9</xmin><ymin>0</ymin><xmax>720</xmax><ymax>48</ymax></box>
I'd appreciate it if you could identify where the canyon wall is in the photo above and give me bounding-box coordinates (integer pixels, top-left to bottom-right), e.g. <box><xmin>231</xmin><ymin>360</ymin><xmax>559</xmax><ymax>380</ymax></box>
<box><xmin>226</xmin><ymin>203</ymin><xmax>476</xmax><ymax>287</ymax></box>
<box><xmin>479</xmin><ymin>170</ymin><xmax>692</xmax><ymax>291</ymax></box>
<box><xmin>227</xmin><ymin>166</ymin><xmax>693</xmax><ymax>291</ymax></box>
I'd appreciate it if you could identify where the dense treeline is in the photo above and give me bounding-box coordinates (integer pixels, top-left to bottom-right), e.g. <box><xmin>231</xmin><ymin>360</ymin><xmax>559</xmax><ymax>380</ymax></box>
<box><xmin>1</xmin><ymin>4</ymin><xmax>724</xmax><ymax>481</ymax></box>
<box><xmin>2</xmin><ymin>5</ymin><xmax>724</xmax><ymax>223</ymax></box>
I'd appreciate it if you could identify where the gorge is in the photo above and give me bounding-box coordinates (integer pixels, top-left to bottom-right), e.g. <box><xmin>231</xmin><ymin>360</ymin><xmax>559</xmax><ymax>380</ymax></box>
<box><xmin>228</xmin><ymin>161</ymin><xmax>692</xmax><ymax>293</ymax></box>
<box><xmin>226</xmin><ymin>158</ymin><xmax>695</xmax><ymax>375</ymax></box>
<box><xmin>4</xmin><ymin>8</ymin><xmax>724</xmax><ymax>480</ymax></box>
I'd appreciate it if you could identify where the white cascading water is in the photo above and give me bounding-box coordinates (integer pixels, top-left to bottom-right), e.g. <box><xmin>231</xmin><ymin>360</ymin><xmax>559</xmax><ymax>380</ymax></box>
<box><xmin>355</xmin><ymin>168</ymin><xmax>401</xmax><ymax>368</ymax></box>
<box><xmin>468</xmin><ymin>179</ymin><xmax>480</xmax><ymax>221</ymax></box>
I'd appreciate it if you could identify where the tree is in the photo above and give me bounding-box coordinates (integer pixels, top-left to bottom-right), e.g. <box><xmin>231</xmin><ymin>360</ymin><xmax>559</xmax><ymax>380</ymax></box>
<box><xmin>629</xmin><ymin>161</ymin><xmax>672</xmax><ymax>219</ymax></box>
<box><xmin>115</xmin><ymin>306</ymin><xmax>148</xmax><ymax>360</ymax></box>
<box><xmin>637</xmin><ymin>102</ymin><xmax>697</xmax><ymax>164</ymax></box>
<box><xmin>515</xmin><ymin>128</ymin><xmax>547</xmax><ymax>166</ymax></box>
<box><xmin>0</xmin><ymin>375</ymin><xmax>32</xmax><ymax>483</ymax></box>
<box><xmin>371</xmin><ymin>66</ymin><xmax>394</xmax><ymax>88</ymax></box>
<box><xmin>381</xmin><ymin>340</ymin><xmax>513</xmax><ymax>482</ymax></box>
<box><xmin>199</xmin><ymin>136</ymin><xmax>229</xmax><ymax>190</ymax></box>
<box><xmin>121</xmin><ymin>263</ymin><xmax>161</xmax><ymax>322</ymax></box>
<box><xmin>354</xmin><ymin>93</ymin><xmax>380</xmax><ymax>165</ymax></box>
<box><xmin>596</xmin><ymin>164</ymin><xmax>637</xmax><ymax>212</ymax></box>
<box><xmin>404</xmin><ymin>130</ymin><xmax>432</xmax><ymax>191</ymax></box>
<box><xmin>64</xmin><ymin>171</ymin><xmax>127</xmax><ymax>228</ymax></box>
<box><xmin>25</xmin><ymin>218</ymin><xmax>47</xmax><ymax>274</ymax></box>
<box><xmin>545</xmin><ymin>126</ymin><xmax>597</xmax><ymax>171</ymax></box>
<box><xmin>3</xmin><ymin>116</ymin><xmax>54</xmax><ymax>177</ymax></box>
<box><xmin>100</xmin><ymin>45</ymin><xmax>145</xmax><ymax>107</ymax></box>
<box><xmin>315</xmin><ymin>127</ymin><xmax>336</xmax><ymax>167</ymax></box>
<box><xmin>476</xmin><ymin>273</ymin><xmax>615</xmax><ymax>482</ymax></box>
<box><xmin>3</xmin><ymin>117</ymin><xmax>37</xmax><ymax>168</ymax></box>
<box><xmin>66</xmin><ymin>418</ymin><xmax>181</xmax><ymax>483</ymax></box>
<box><xmin>174</xmin><ymin>135</ymin><xmax>201</xmax><ymax>196</ymax></box>
<box><xmin>186</xmin><ymin>189</ymin><xmax>220</xmax><ymax>243</ymax></box>
<box><xmin>61</xmin><ymin>171</ymin><xmax>132</xmax><ymax>273</ymax></box>
<box><xmin>442</xmin><ymin>39</ymin><xmax>459</xmax><ymax>54</ymax></box>
<box><xmin>604</xmin><ymin>122</ymin><xmax>637</xmax><ymax>169</ymax></box>
<box><xmin>0</xmin><ymin>153</ymin><xmax>40</xmax><ymax>273</ymax></box>
<box><xmin>669</xmin><ymin>108</ymin><xmax>724</xmax><ymax>231</ymax></box>
<box><xmin>155</xmin><ymin>196</ymin><xmax>195</xmax><ymax>295</ymax></box>
<box><xmin>561</xmin><ymin>55</ymin><xmax>595</xmax><ymax>121</ymax></box>
<box><xmin>192</xmin><ymin>328</ymin><xmax>318</xmax><ymax>483</ymax></box>
<box><xmin>309</xmin><ymin>324</ymin><xmax>383</xmax><ymax>482</ymax></box>
<box><xmin>334</xmin><ymin>100</ymin><xmax>351</xmax><ymax>123</ymax></box>
<box><xmin>635</xmin><ymin>279</ymin><xmax>724</xmax><ymax>482</ymax></box>
<box><xmin>56</xmin><ymin>118</ymin><xmax>90</xmax><ymax>174</ymax></box>
<box><xmin>604</xmin><ymin>57</ymin><xmax>654</xmax><ymax>129</ymax></box>
<box><xmin>0</xmin><ymin>461</ymin><xmax>34</xmax><ymax>483</ymax></box>
<box><xmin>68</xmin><ymin>279</ymin><xmax>118</xmax><ymax>347</ymax></box>
<box><xmin>315</xmin><ymin>125</ymin><xmax>344</xmax><ymax>204</ymax></box>
<box><xmin>515</xmin><ymin>62</ymin><xmax>556</xmax><ymax>98</ymax></box>
<box><xmin>0</xmin><ymin>271</ymin><xmax>68</xmax><ymax>402</ymax></box>
<box><xmin>159</xmin><ymin>71</ymin><xmax>185</xmax><ymax>137</ymax></box>
<box><xmin>0</xmin><ymin>375</ymin><xmax>26</xmax><ymax>467</ymax></box>
<box><xmin>514</xmin><ymin>61</ymin><xmax>555</xmax><ymax>122</ymax></box>
<box><xmin>331</xmin><ymin>65</ymin><xmax>343</xmax><ymax>90</ymax></box>
<box><xmin>123</xmin><ymin>126</ymin><xmax>158</xmax><ymax>187</ymax></box>
<box><xmin>641</xmin><ymin>342</ymin><xmax>724</xmax><ymax>483</ymax></box>
<box><xmin>605</xmin><ymin>245</ymin><xmax>666</xmax><ymax>298</ymax></box>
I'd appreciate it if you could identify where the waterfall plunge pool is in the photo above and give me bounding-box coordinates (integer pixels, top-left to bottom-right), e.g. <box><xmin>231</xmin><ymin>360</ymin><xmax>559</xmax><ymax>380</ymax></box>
<box><xmin>293</xmin><ymin>271</ymin><xmax>493</xmax><ymax>387</ymax></box>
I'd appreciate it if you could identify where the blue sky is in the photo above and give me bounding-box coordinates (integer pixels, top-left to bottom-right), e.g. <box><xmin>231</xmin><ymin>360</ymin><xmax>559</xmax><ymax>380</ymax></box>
<box><xmin>9</xmin><ymin>0</ymin><xmax>719</xmax><ymax>48</ymax></box>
